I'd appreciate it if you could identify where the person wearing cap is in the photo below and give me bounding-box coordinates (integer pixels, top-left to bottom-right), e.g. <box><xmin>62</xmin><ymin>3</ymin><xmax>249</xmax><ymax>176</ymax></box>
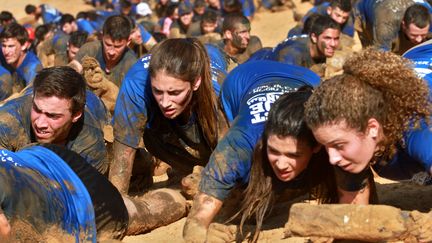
<box><xmin>136</xmin><ymin>2</ymin><xmax>158</xmax><ymax>34</ymax></box>
<box><xmin>169</xmin><ymin>2</ymin><xmax>195</xmax><ymax>38</ymax></box>
<box><xmin>0</xmin><ymin>23</ymin><xmax>42</xmax><ymax>93</ymax></box>
<box><xmin>217</xmin><ymin>14</ymin><xmax>262</xmax><ymax>71</ymax></box>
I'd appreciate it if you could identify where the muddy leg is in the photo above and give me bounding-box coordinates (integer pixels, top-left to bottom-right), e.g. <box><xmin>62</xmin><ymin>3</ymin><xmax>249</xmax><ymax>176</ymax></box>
<box><xmin>124</xmin><ymin>188</ymin><xmax>187</xmax><ymax>235</ymax></box>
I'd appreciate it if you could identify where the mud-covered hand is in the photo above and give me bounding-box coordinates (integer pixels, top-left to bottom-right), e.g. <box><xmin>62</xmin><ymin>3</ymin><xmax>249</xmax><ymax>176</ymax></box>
<box><xmin>181</xmin><ymin>166</ymin><xmax>204</xmax><ymax>199</ymax></box>
<box><xmin>206</xmin><ymin>223</ymin><xmax>237</xmax><ymax>243</ymax></box>
<box><xmin>410</xmin><ymin>210</ymin><xmax>432</xmax><ymax>242</ymax></box>
<box><xmin>81</xmin><ymin>56</ymin><xmax>119</xmax><ymax>112</ymax></box>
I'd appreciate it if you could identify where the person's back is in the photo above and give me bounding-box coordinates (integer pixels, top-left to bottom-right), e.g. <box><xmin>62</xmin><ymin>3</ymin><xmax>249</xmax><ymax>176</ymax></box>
<box><xmin>354</xmin><ymin>0</ymin><xmax>432</xmax><ymax>51</ymax></box>
<box><xmin>271</xmin><ymin>36</ymin><xmax>312</xmax><ymax>67</ymax></box>
<box><xmin>184</xmin><ymin>60</ymin><xmax>321</xmax><ymax>241</ymax></box>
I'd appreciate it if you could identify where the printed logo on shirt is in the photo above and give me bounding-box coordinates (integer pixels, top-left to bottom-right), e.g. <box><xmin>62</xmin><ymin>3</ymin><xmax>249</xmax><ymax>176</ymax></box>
<box><xmin>246</xmin><ymin>84</ymin><xmax>297</xmax><ymax>124</ymax></box>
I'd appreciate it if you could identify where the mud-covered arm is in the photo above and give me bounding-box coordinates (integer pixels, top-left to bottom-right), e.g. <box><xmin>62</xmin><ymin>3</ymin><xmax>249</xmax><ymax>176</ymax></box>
<box><xmin>109</xmin><ymin>141</ymin><xmax>137</xmax><ymax>194</ymax></box>
<box><xmin>183</xmin><ymin>192</ymin><xmax>223</xmax><ymax>242</ymax></box>
<box><xmin>109</xmin><ymin>57</ymin><xmax>152</xmax><ymax>194</ymax></box>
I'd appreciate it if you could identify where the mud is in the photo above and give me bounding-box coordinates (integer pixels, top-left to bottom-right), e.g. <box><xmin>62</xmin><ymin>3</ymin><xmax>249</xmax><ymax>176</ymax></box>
<box><xmin>9</xmin><ymin>220</ymin><xmax>75</xmax><ymax>243</ymax></box>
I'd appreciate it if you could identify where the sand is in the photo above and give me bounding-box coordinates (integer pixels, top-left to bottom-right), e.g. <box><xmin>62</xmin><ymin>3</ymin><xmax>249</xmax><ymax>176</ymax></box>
<box><xmin>3</xmin><ymin>0</ymin><xmax>431</xmax><ymax>242</ymax></box>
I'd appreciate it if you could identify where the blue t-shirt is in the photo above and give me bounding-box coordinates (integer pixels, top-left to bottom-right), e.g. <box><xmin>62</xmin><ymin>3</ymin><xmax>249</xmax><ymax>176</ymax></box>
<box><xmin>200</xmin><ymin>60</ymin><xmax>321</xmax><ymax>200</ymax></box>
<box><xmin>403</xmin><ymin>39</ymin><xmax>432</xmax><ymax>91</ymax></box>
<box><xmin>41</xmin><ymin>4</ymin><xmax>62</xmax><ymax>24</ymax></box>
<box><xmin>0</xmin><ymin>93</ymin><xmax>108</xmax><ymax>174</ymax></box>
<box><xmin>0</xmin><ymin>146</ymin><xmax>96</xmax><ymax>242</ymax></box>
<box><xmin>268</xmin><ymin>36</ymin><xmax>317</xmax><ymax>68</ymax></box>
<box><xmin>1</xmin><ymin>51</ymin><xmax>42</xmax><ymax>91</ymax></box>
<box><xmin>138</xmin><ymin>23</ymin><xmax>153</xmax><ymax>43</ymax></box>
<box><xmin>77</xmin><ymin>18</ymin><xmax>97</xmax><ymax>35</ymax></box>
<box><xmin>391</xmin><ymin>39</ymin><xmax>432</xmax><ymax>174</ymax></box>
<box><xmin>113</xmin><ymin>54</ymin><xmax>224</xmax><ymax>148</ymax></box>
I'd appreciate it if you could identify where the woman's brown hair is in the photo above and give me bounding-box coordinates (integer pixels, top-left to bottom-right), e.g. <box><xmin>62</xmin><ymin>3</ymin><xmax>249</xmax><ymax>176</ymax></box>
<box><xmin>232</xmin><ymin>87</ymin><xmax>338</xmax><ymax>242</ymax></box>
<box><xmin>305</xmin><ymin>48</ymin><xmax>431</xmax><ymax>160</ymax></box>
<box><xmin>149</xmin><ymin>38</ymin><xmax>221</xmax><ymax>148</ymax></box>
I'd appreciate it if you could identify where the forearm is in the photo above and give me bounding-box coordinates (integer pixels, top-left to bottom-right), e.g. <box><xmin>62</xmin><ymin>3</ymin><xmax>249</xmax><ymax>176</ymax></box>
<box><xmin>109</xmin><ymin>141</ymin><xmax>136</xmax><ymax>194</ymax></box>
<box><xmin>183</xmin><ymin>192</ymin><xmax>223</xmax><ymax>242</ymax></box>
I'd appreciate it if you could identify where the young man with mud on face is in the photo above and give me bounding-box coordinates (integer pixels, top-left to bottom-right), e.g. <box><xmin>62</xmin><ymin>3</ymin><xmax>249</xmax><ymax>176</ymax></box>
<box><xmin>270</xmin><ymin>15</ymin><xmax>340</xmax><ymax>74</ymax></box>
<box><xmin>0</xmin><ymin>66</ymin><xmax>109</xmax><ymax>174</ymax></box>
<box><xmin>216</xmin><ymin>14</ymin><xmax>262</xmax><ymax>71</ymax></box>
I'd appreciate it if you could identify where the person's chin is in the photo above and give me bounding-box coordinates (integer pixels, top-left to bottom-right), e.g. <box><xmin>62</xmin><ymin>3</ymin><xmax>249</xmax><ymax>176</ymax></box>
<box><xmin>35</xmin><ymin>137</ymin><xmax>53</xmax><ymax>144</ymax></box>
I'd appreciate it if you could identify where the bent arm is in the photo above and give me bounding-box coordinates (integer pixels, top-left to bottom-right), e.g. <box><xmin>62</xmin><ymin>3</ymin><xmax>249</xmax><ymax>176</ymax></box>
<box><xmin>109</xmin><ymin>141</ymin><xmax>137</xmax><ymax>194</ymax></box>
<box><xmin>183</xmin><ymin>192</ymin><xmax>223</xmax><ymax>243</ymax></box>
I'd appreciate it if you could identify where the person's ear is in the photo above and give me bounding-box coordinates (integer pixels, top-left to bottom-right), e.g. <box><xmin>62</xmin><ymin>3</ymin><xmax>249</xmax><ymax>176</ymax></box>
<box><xmin>401</xmin><ymin>20</ymin><xmax>407</xmax><ymax>31</ymax></box>
<box><xmin>71</xmin><ymin>110</ymin><xmax>83</xmax><ymax>123</ymax></box>
<box><xmin>192</xmin><ymin>77</ymin><xmax>201</xmax><ymax>91</ymax></box>
<box><xmin>326</xmin><ymin>6</ymin><xmax>332</xmax><ymax>16</ymax></box>
<box><xmin>310</xmin><ymin>33</ymin><xmax>318</xmax><ymax>44</ymax></box>
<box><xmin>22</xmin><ymin>41</ymin><xmax>30</xmax><ymax>51</ymax></box>
<box><xmin>127</xmin><ymin>36</ymin><xmax>132</xmax><ymax>46</ymax></box>
<box><xmin>366</xmin><ymin>118</ymin><xmax>380</xmax><ymax>139</ymax></box>
<box><xmin>224</xmin><ymin>30</ymin><xmax>232</xmax><ymax>40</ymax></box>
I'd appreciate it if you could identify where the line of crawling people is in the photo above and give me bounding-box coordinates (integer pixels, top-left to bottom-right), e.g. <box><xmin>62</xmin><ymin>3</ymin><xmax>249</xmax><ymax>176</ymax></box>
<box><xmin>0</xmin><ymin>0</ymin><xmax>431</xmax><ymax>242</ymax></box>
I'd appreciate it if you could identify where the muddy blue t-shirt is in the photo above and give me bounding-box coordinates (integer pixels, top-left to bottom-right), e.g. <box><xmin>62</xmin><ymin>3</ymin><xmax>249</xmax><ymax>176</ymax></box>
<box><xmin>1</xmin><ymin>51</ymin><xmax>42</xmax><ymax>92</ymax></box>
<box><xmin>199</xmin><ymin>60</ymin><xmax>321</xmax><ymax>200</ymax></box>
<box><xmin>354</xmin><ymin>0</ymin><xmax>432</xmax><ymax>51</ymax></box>
<box><xmin>269</xmin><ymin>36</ymin><xmax>322</xmax><ymax>68</ymax></box>
<box><xmin>113</xmin><ymin>54</ymin><xmax>224</xmax><ymax>149</ymax></box>
<box><xmin>0</xmin><ymin>93</ymin><xmax>108</xmax><ymax>174</ymax></box>
<box><xmin>0</xmin><ymin>146</ymin><xmax>97</xmax><ymax>242</ymax></box>
<box><xmin>40</xmin><ymin>4</ymin><xmax>62</xmax><ymax>24</ymax></box>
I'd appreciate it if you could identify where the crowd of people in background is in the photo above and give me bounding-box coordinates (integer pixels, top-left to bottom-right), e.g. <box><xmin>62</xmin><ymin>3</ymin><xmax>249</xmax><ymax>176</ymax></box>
<box><xmin>0</xmin><ymin>0</ymin><xmax>432</xmax><ymax>242</ymax></box>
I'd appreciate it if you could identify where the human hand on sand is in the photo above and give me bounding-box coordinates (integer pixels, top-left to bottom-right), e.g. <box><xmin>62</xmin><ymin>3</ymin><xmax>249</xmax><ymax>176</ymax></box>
<box><xmin>206</xmin><ymin>223</ymin><xmax>237</xmax><ymax>243</ymax></box>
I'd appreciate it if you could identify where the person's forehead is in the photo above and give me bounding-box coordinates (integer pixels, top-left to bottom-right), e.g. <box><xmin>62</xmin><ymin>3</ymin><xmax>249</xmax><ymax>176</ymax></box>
<box><xmin>407</xmin><ymin>23</ymin><xmax>430</xmax><ymax>32</ymax></box>
<box><xmin>1</xmin><ymin>37</ymin><xmax>20</xmax><ymax>45</ymax></box>
<box><xmin>332</xmin><ymin>6</ymin><xmax>350</xmax><ymax>15</ymax></box>
<box><xmin>33</xmin><ymin>94</ymin><xmax>73</xmax><ymax>113</ymax></box>
<box><xmin>103</xmin><ymin>36</ymin><xmax>128</xmax><ymax>44</ymax></box>
<box><xmin>233</xmin><ymin>22</ymin><xmax>250</xmax><ymax>31</ymax></box>
<box><xmin>319</xmin><ymin>28</ymin><xmax>340</xmax><ymax>37</ymax></box>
